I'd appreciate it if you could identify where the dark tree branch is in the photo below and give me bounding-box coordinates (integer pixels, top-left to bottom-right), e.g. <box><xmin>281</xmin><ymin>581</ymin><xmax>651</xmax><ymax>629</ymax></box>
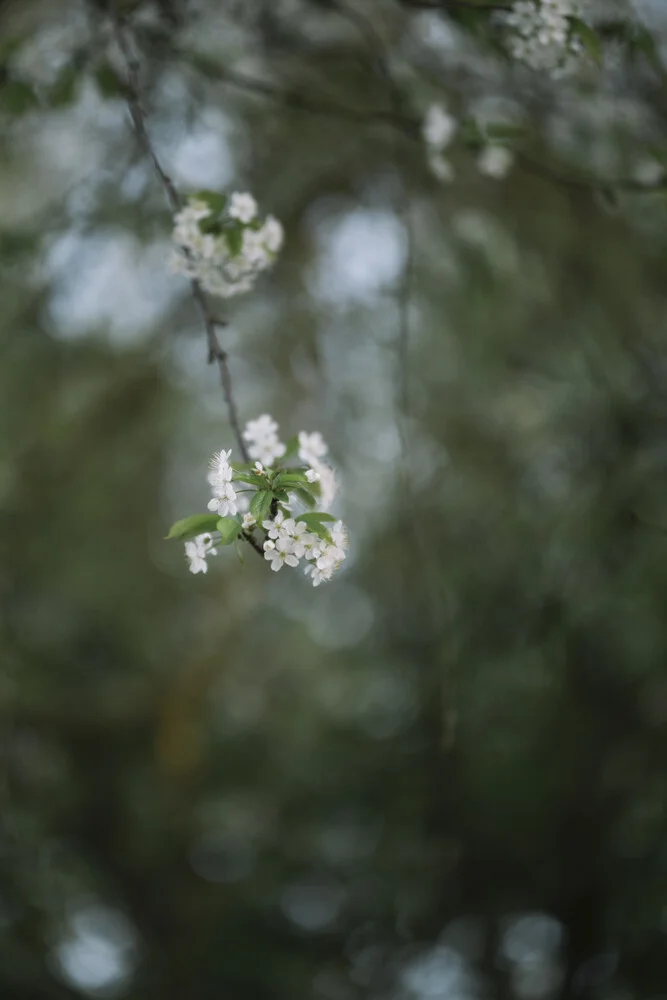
<box><xmin>111</xmin><ymin>7</ymin><xmax>249</xmax><ymax>463</ymax></box>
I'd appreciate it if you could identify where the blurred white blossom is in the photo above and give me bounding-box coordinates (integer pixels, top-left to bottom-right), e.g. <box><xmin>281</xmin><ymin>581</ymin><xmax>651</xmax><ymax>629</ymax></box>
<box><xmin>505</xmin><ymin>0</ymin><xmax>585</xmax><ymax>76</ymax></box>
<box><xmin>170</xmin><ymin>193</ymin><xmax>283</xmax><ymax>298</ymax></box>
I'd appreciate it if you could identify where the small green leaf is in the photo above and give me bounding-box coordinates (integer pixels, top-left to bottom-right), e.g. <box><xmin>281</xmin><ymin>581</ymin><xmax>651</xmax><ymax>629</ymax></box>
<box><xmin>281</xmin><ymin>435</ymin><xmax>300</xmax><ymax>460</ymax></box>
<box><xmin>225</xmin><ymin>225</ymin><xmax>243</xmax><ymax>257</ymax></box>
<box><xmin>95</xmin><ymin>62</ymin><xmax>123</xmax><ymax>98</ymax></box>
<box><xmin>233</xmin><ymin>472</ymin><xmax>267</xmax><ymax>488</ymax></box>
<box><xmin>250</xmin><ymin>489</ymin><xmax>273</xmax><ymax>524</ymax></box>
<box><xmin>295</xmin><ymin>512</ymin><xmax>337</xmax><ymax>530</ymax></box>
<box><xmin>273</xmin><ymin>471</ymin><xmax>309</xmax><ymax>487</ymax></box>
<box><xmin>235</xmin><ymin>537</ymin><xmax>245</xmax><ymax>564</ymax></box>
<box><xmin>49</xmin><ymin>65</ymin><xmax>79</xmax><ymax>107</ymax></box>
<box><xmin>217</xmin><ymin>516</ymin><xmax>240</xmax><ymax>545</ymax></box>
<box><xmin>0</xmin><ymin>80</ymin><xmax>39</xmax><ymax>114</ymax></box>
<box><xmin>195</xmin><ymin>189</ymin><xmax>227</xmax><ymax>214</ymax></box>
<box><xmin>293</xmin><ymin>487</ymin><xmax>317</xmax><ymax>509</ymax></box>
<box><xmin>167</xmin><ymin>513</ymin><xmax>219</xmax><ymax>541</ymax></box>
<box><xmin>569</xmin><ymin>17</ymin><xmax>602</xmax><ymax>66</ymax></box>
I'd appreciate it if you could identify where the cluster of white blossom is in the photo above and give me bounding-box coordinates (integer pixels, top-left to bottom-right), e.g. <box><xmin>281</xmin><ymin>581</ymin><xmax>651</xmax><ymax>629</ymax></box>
<box><xmin>175</xmin><ymin>414</ymin><xmax>347</xmax><ymax>586</ymax></box>
<box><xmin>297</xmin><ymin>431</ymin><xmax>338</xmax><ymax>510</ymax></box>
<box><xmin>504</xmin><ymin>0</ymin><xmax>584</xmax><ymax>76</ymax></box>
<box><xmin>243</xmin><ymin>414</ymin><xmax>286</xmax><ymax>466</ymax></box>
<box><xmin>207</xmin><ymin>447</ymin><xmax>237</xmax><ymax>516</ymax></box>
<box><xmin>185</xmin><ymin>532</ymin><xmax>217</xmax><ymax>574</ymax></box>
<box><xmin>263</xmin><ymin>510</ymin><xmax>348</xmax><ymax>586</ymax></box>
<box><xmin>422</xmin><ymin>104</ymin><xmax>515</xmax><ymax>183</ymax></box>
<box><xmin>422</xmin><ymin>103</ymin><xmax>457</xmax><ymax>183</ymax></box>
<box><xmin>170</xmin><ymin>192</ymin><xmax>283</xmax><ymax>298</ymax></box>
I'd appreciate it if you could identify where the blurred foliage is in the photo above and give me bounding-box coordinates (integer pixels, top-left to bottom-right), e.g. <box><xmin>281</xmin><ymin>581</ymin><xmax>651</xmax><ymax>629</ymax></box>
<box><xmin>2</xmin><ymin>1</ymin><xmax>667</xmax><ymax>998</ymax></box>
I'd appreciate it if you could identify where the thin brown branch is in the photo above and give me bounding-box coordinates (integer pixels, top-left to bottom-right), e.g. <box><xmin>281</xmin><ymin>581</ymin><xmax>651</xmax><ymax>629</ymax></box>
<box><xmin>182</xmin><ymin>53</ymin><xmax>418</xmax><ymax>138</ymax></box>
<box><xmin>111</xmin><ymin>7</ymin><xmax>249</xmax><ymax>463</ymax></box>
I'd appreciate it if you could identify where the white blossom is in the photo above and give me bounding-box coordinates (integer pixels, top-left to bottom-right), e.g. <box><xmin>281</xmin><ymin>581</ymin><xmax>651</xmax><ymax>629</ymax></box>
<box><xmin>305</xmin><ymin>468</ymin><xmax>320</xmax><ymax>483</ymax></box>
<box><xmin>263</xmin><ymin>510</ymin><xmax>286</xmax><ymax>539</ymax></box>
<box><xmin>242</xmin><ymin>512</ymin><xmax>256</xmax><ymax>530</ymax></box>
<box><xmin>422</xmin><ymin>104</ymin><xmax>457</xmax><ymax>185</ymax></box>
<box><xmin>261</xmin><ymin>215</ymin><xmax>284</xmax><ymax>253</ymax></box>
<box><xmin>244</xmin><ymin>414</ymin><xmax>286</xmax><ymax>466</ymax></box>
<box><xmin>505</xmin><ymin>0</ymin><xmax>584</xmax><ymax>76</ymax></box>
<box><xmin>228</xmin><ymin>191</ymin><xmax>257</xmax><ymax>223</ymax></box>
<box><xmin>298</xmin><ymin>431</ymin><xmax>328</xmax><ymax>466</ymax></box>
<box><xmin>185</xmin><ymin>532</ymin><xmax>217</xmax><ymax>574</ymax></box>
<box><xmin>171</xmin><ymin>194</ymin><xmax>283</xmax><ymax>299</ymax></box>
<box><xmin>264</xmin><ymin>536</ymin><xmax>299</xmax><ymax>571</ymax></box>
<box><xmin>206</xmin><ymin>447</ymin><xmax>237</xmax><ymax>516</ymax></box>
<box><xmin>310</xmin><ymin>460</ymin><xmax>337</xmax><ymax>511</ymax></box>
<box><xmin>423</xmin><ymin>104</ymin><xmax>456</xmax><ymax>151</ymax></box>
<box><xmin>427</xmin><ymin>150</ymin><xmax>455</xmax><ymax>184</ymax></box>
<box><xmin>477</xmin><ymin>145</ymin><xmax>514</xmax><ymax>180</ymax></box>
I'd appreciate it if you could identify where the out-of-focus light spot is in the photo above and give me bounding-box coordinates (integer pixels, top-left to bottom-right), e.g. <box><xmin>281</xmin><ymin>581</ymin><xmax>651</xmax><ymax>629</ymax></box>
<box><xmin>45</xmin><ymin>231</ymin><xmax>177</xmax><ymax>343</ymax></box>
<box><xmin>501</xmin><ymin>913</ymin><xmax>563</xmax><ymax>965</ymax></box>
<box><xmin>401</xmin><ymin>944</ymin><xmax>477</xmax><ymax>999</ymax></box>
<box><xmin>281</xmin><ymin>881</ymin><xmax>345</xmax><ymax>933</ymax></box>
<box><xmin>170</xmin><ymin>126</ymin><xmax>234</xmax><ymax>189</ymax></box>
<box><xmin>51</xmin><ymin>904</ymin><xmax>137</xmax><ymax>996</ymax></box>
<box><xmin>501</xmin><ymin>914</ymin><xmax>564</xmax><ymax>1000</ymax></box>
<box><xmin>310</xmin><ymin>208</ymin><xmax>406</xmax><ymax>306</ymax></box>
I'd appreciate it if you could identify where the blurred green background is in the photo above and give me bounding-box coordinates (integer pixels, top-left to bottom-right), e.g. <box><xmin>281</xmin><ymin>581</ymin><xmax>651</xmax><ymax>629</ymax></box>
<box><xmin>3</xmin><ymin>0</ymin><xmax>667</xmax><ymax>997</ymax></box>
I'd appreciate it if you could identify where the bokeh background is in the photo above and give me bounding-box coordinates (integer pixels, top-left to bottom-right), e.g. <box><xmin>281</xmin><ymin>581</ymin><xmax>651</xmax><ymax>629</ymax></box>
<box><xmin>3</xmin><ymin>0</ymin><xmax>667</xmax><ymax>997</ymax></box>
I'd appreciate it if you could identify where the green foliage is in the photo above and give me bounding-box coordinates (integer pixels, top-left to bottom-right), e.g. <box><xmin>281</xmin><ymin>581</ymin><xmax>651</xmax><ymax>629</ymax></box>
<box><xmin>48</xmin><ymin>65</ymin><xmax>79</xmax><ymax>107</ymax></box>
<box><xmin>94</xmin><ymin>61</ymin><xmax>124</xmax><ymax>98</ymax></box>
<box><xmin>166</xmin><ymin>513</ymin><xmax>219</xmax><ymax>540</ymax></box>
<box><xmin>0</xmin><ymin>80</ymin><xmax>38</xmax><ymax>114</ymax></box>
<box><xmin>217</xmin><ymin>515</ymin><xmax>241</xmax><ymax>544</ymax></box>
<box><xmin>569</xmin><ymin>17</ymin><xmax>603</xmax><ymax>66</ymax></box>
<box><xmin>249</xmin><ymin>488</ymin><xmax>273</xmax><ymax>523</ymax></box>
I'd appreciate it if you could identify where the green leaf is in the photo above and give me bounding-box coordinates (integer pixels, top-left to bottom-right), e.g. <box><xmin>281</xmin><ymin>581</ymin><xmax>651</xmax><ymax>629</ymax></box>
<box><xmin>166</xmin><ymin>513</ymin><xmax>220</xmax><ymax>541</ymax></box>
<box><xmin>273</xmin><ymin>471</ymin><xmax>309</xmax><ymax>487</ymax></box>
<box><xmin>225</xmin><ymin>225</ymin><xmax>244</xmax><ymax>257</ymax></box>
<box><xmin>293</xmin><ymin>487</ymin><xmax>317</xmax><ymax>509</ymax></box>
<box><xmin>569</xmin><ymin>17</ymin><xmax>602</xmax><ymax>66</ymax></box>
<box><xmin>281</xmin><ymin>435</ymin><xmax>300</xmax><ymax>461</ymax></box>
<box><xmin>233</xmin><ymin>472</ymin><xmax>267</xmax><ymax>488</ymax></box>
<box><xmin>633</xmin><ymin>25</ymin><xmax>664</xmax><ymax>75</ymax></box>
<box><xmin>0</xmin><ymin>80</ymin><xmax>39</xmax><ymax>115</ymax></box>
<box><xmin>49</xmin><ymin>65</ymin><xmax>79</xmax><ymax>107</ymax></box>
<box><xmin>217</xmin><ymin>516</ymin><xmax>240</xmax><ymax>545</ymax></box>
<box><xmin>295</xmin><ymin>512</ymin><xmax>337</xmax><ymax>535</ymax></box>
<box><xmin>194</xmin><ymin>189</ymin><xmax>227</xmax><ymax>214</ymax></box>
<box><xmin>95</xmin><ymin>62</ymin><xmax>123</xmax><ymax>98</ymax></box>
<box><xmin>250</xmin><ymin>489</ymin><xmax>273</xmax><ymax>524</ymax></box>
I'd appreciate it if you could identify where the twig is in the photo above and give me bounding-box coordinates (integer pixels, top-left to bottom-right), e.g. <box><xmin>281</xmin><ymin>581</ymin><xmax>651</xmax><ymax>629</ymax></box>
<box><xmin>183</xmin><ymin>55</ymin><xmax>419</xmax><ymax>138</ymax></box>
<box><xmin>111</xmin><ymin>8</ymin><xmax>249</xmax><ymax>463</ymax></box>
